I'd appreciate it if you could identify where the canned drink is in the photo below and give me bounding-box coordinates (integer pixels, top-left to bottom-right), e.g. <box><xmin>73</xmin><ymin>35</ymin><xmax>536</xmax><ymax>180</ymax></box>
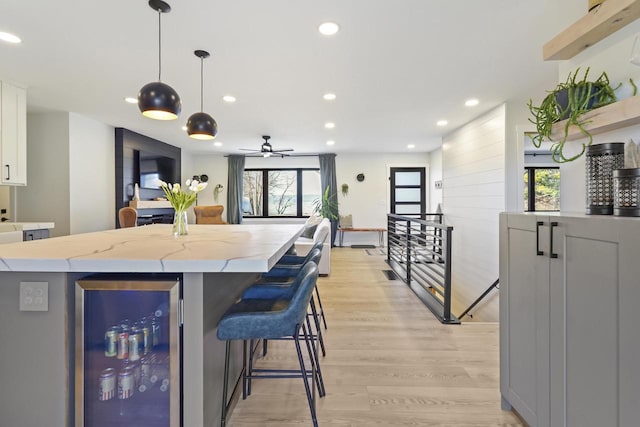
<box><xmin>98</xmin><ymin>368</ymin><xmax>116</xmax><ymax>401</ymax></box>
<box><xmin>104</xmin><ymin>326</ymin><xmax>119</xmax><ymax>357</ymax></box>
<box><xmin>118</xmin><ymin>366</ymin><xmax>135</xmax><ymax>399</ymax></box>
<box><xmin>130</xmin><ymin>361</ymin><xmax>141</xmax><ymax>387</ymax></box>
<box><xmin>151</xmin><ymin>317</ymin><xmax>160</xmax><ymax>347</ymax></box>
<box><xmin>117</xmin><ymin>328</ymin><xmax>129</xmax><ymax>360</ymax></box>
<box><xmin>140</xmin><ymin>356</ymin><xmax>151</xmax><ymax>379</ymax></box>
<box><xmin>128</xmin><ymin>327</ymin><xmax>141</xmax><ymax>361</ymax></box>
<box><xmin>141</xmin><ymin>324</ymin><xmax>151</xmax><ymax>354</ymax></box>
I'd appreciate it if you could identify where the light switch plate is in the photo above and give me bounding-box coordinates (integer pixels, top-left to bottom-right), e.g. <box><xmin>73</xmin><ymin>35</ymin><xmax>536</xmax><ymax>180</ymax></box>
<box><xmin>20</xmin><ymin>281</ymin><xmax>48</xmax><ymax>311</ymax></box>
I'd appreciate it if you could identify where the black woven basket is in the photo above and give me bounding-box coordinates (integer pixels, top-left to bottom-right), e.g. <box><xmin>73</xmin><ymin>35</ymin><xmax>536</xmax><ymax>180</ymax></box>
<box><xmin>585</xmin><ymin>143</ymin><xmax>625</xmax><ymax>215</ymax></box>
<box><xmin>613</xmin><ymin>168</ymin><xmax>640</xmax><ymax>217</ymax></box>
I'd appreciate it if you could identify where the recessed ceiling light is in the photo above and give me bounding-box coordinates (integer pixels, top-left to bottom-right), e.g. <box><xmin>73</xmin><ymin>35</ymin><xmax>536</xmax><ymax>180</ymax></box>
<box><xmin>124</xmin><ymin>97</ymin><xmax>138</xmax><ymax>104</ymax></box>
<box><xmin>181</xmin><ymin>125</ymin><xmax>188</xmax><ymax>131</ymax></box>
<box><xmin>318</xmin><ymin>22</ymin><xmax>340</xmax><ymax>36</ymax></box>
<box><xmin>324</xmin><ymin>122</ymin><xmax>335</xmax><ymax>129</ymax></box>
<box><xmin>407</xmin><ymin>144</ymin><xmax>415</xmax><ymax>149</ymax></box>
<box><xmin>214</xmin><ymin>141</ymin><xmax>223</xmax><ymax>147</ymax></box>
<box><xmin>326</xmin><ymin>140</ymin><xmax>335</xmax><ymax>146</ymax></box>
<box><xmin>436</xmin><ymin>120</ymin><xmax>448</xmax><ymax>126</ymax></box>
<box><xmin>222</xmin><ymin>95</ymin><xmax>236</xmax><ymax>103</ymax></box>
<box><xmin>323</xmin><ymin>93</ymin><xmax>336</xmax><ymax>101</ymax></box>
<box><xmin>0</xmin><ymin>31</ymin><xmax>22</xmax><ymax>44</ymax></box>
<box><xmin>465</xmin><ymin>98</ymin><xmax>479</xmax><ymax>107</ymax></box>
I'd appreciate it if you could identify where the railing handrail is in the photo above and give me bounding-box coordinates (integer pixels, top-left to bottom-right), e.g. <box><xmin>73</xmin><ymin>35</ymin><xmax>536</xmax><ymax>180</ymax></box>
<box><xmin>386</xmin><ymin>213</ymin><xmax>460</xmax><ymax>325</ymax></box>
<box><xmin>387</xmin><ymin>213</ymin><xmax>452</xmax><ymax>231</ymax></box>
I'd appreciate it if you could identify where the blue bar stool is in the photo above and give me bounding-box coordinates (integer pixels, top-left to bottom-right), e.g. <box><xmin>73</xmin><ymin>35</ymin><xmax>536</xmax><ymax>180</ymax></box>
<box><xmin>217</xmin><ymin>262</ymin><xmax>323</xmax><ymax>427</ymax></box>
<box><xmin>244</xmin><ymin>248</ymin><xmax>326</xmax><ymax>357</ymax></box>
<box><xmin>263</xmin><ymin>241</ymin><xmax>329</xmax><ymax>331</ymax></box>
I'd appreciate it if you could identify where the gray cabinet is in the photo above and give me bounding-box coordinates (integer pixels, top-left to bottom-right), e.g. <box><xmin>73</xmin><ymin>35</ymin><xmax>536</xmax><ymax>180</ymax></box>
<box><xmin>500</xmin><ymin>213</ymin><xmax>640</xmax><ymax>427</ymax></box>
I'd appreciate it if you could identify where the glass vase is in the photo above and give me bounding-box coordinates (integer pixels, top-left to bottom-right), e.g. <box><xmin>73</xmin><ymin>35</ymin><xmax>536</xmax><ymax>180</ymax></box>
<box><xmin>172</xmin><ymin>209</ymin><xmax>188</xmax><ymax>236</ymax></box>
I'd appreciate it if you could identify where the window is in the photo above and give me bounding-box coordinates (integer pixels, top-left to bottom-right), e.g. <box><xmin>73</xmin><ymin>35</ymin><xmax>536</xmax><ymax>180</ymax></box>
<box><xmin>524</xmin><ymin>167</ymin><xmax>560</xmax><ymax>212</ymax></box>
<box><xmin>243</xmin><ymin>168</ymin><xmax>321</xmax><ymax>217</ymax></box>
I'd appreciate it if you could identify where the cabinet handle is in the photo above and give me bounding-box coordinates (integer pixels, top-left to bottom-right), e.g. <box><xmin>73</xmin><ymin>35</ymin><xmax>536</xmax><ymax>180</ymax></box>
<box><xmin>536</xmin><ymin>221</ymin><xmax>544</xmax><ymax>256</ymax></box>
<box><xmin>4</xmin><ymin>165</ymin><xmax>9</xmax><ymax>181</ymax></box>
<box><xmin>550</xmin><ymin>221</ymin><xmax>559</xmax><ymax>259</ymax></box>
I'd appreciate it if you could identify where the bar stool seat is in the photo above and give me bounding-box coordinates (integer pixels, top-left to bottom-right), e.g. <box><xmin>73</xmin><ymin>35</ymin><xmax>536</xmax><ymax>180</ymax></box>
<box><xmin>259</xmin><ymin>243</ymin><xmax>329</xmax><ymax>331</ymax></box>
<box><xmin>217</xmin><ymin>262</ymin><xmax>323</xmax><ymax>427</ymax></box>
<box><xmin>243</xmin><ymin>248</ymin><xmax>326</xmax><ymax>357</ymax></box>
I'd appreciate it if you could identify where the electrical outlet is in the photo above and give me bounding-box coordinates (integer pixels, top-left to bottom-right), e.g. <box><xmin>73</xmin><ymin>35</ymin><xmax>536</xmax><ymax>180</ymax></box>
<box><xmin>20</xmin><ymin>282</ymin><xmax>48</xmax><ymax>311</ymax></box>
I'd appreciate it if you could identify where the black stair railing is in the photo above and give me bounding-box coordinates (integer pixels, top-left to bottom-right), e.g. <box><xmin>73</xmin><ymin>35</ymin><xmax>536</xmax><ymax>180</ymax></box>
<box><xmin>387</xmin><ymin>213</ymin><xmax>459</xmax><ymax>324</ymax></box>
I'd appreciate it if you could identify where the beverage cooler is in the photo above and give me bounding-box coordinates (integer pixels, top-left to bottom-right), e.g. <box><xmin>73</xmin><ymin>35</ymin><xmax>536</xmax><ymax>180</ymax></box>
<box><xmin>75</xmin><ymin>276</ymin><xmax>182</xmax><ymax>427</ymax></box>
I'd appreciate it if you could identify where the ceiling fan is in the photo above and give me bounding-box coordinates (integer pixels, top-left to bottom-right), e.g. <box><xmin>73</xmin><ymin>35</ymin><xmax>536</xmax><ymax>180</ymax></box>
<box><xmin>240</xmin><ymin>135</ymin><xmax>294</xmax><ymax>157</ymax></box>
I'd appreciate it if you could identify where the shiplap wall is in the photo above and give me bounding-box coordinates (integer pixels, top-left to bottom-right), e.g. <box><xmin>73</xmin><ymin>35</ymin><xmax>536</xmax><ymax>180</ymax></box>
<box><xmin>443</xmin><ymin>104</ymin><xmax>506</xmax><ymax>322</ymax></box>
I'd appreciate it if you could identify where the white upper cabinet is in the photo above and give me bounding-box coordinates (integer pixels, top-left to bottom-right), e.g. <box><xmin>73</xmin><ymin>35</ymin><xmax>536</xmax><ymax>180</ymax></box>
<box><xmin>0</xmin><ymin>81</ymin><xmax>27</xmax><ymax>186</ymax></box>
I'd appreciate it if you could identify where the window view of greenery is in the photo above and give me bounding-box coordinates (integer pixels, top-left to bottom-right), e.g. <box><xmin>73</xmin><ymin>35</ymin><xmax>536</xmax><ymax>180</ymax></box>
<box><xmin>243</xmin><ymin>168</ymin><xmax>321</xmax><ymax>217</ymax></box>
<box><xmin>524</xmin><ymin>167</ymin><xmax>560</xmax><ymax>211</ymax></box>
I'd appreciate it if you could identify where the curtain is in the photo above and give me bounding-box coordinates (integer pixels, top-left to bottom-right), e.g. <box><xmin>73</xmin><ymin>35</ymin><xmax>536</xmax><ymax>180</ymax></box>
<box><xmin>319</xmin><ymin>153</ymin><xmax>338</xmax><ymax>247</ymax></box>
<box><xmin>227</xmin><ymin>155</ymin><xmax>245</xmax><ymax>224</ymax></box>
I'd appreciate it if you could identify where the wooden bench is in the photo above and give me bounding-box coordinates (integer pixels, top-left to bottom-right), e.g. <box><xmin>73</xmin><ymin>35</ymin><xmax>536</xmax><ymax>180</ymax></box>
<box><xmin>338</xmin><ymin>228</ymin><xmax>386</xmax><ymax>247</ymax></box>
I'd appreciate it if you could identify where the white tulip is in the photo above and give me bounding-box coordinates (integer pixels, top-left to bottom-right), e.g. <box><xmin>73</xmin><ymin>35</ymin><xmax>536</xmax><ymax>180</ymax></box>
<box><xmin>155</xmin><ymin>179</ymin><xmax>167</xmax><ymax>188</ymax></box>
<box><xmin>185</xmin><ymin>179</ymin><xmax>192</xmax><ymax>186</ymax></box>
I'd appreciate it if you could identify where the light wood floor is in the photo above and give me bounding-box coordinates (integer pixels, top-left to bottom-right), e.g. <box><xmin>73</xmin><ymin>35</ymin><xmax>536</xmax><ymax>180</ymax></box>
<box><xmin>229</xmin><ymin>248</ymin><xmax>524</xmax><ymax>427</ymax></box>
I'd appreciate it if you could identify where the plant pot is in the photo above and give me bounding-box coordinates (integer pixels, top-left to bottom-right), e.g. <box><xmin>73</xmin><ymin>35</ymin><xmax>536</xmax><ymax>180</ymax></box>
<box><xmin>588</xmin><ymin>0</ymin><xmax>606</xmax><ymax>11</ymax></box>
<box><xmin>554</xmin><ymin>86</ymin><xmax>599</xmax><ymax>120</ymax></box>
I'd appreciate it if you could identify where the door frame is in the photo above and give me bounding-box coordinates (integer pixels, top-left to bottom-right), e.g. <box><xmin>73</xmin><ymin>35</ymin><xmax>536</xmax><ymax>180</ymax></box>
<box><xmin>386</xmin><ymin>164</ymin><xmax>429</xmax><ymax>215</ymax></box>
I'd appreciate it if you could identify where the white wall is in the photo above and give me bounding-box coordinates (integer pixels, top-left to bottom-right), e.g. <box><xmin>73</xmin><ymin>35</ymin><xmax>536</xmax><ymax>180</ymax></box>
<box><xmin>336</xmin><ymin>152</ymin><xmax>429</xmax><ymax>246</ymax></box>
<box><xmin>546</xmin><ymin>0</ymin><xmax>640</xmax><ymax>212</ymax></box>
<box><xmin>429</xmin><ymin>148</ymin><xmax>442</xmax><ymax>212</ymax></box>
<box><xmin>69</xmin><ymin>113</ymin><xmax>115</xmax><ymax>233</ymax></box>
<box><xmin>443</xmin><ymin>104</ymin><xmax>506</xmax><ymax>322</ymax></box>
<box><xmin>186</xmin><ymin>153</ymin><xmax>227</xmax><ymax>222</ymax></box>
<box><xmin>17</xmin><ymin>112</ymin><xmax>71</xmax><ymax>237</ymax></box>
<box><xmin>505</xmin><ymin>99</ymin><xmax>534</xmax><ymax>212</ymax></box>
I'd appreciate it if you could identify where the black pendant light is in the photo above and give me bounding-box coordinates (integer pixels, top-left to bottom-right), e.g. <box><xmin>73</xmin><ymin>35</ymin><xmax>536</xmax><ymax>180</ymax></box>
<box><xmin>138</xmin><ymin>0</ymin><xmax>181</xmax><ymax>120</ymax></box>
<box><xmin>186</xmin><ymin>50</ymin><xmax>218</xmax><ymax>140</ymax></box>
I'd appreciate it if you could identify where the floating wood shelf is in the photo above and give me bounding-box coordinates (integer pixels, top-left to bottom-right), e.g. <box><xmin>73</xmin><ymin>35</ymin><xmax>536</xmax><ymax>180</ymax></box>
<box><xmin>128</xmin><ymin>200</ymin><xmax>173</xmax><ymax>209</ymax></box>
<box><xmin>550</xmin><ymin>96</ymin><xmax>640</xmax><ymax>141</ymax></box>
<box><xmin>543</xmin><ymin>0</ymin><xmax>640</xmax><ymax>60</ymax></box>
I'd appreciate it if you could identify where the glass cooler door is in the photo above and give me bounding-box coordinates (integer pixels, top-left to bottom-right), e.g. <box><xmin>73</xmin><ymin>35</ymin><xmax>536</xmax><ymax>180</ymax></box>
<box><xmin>75</xmin><ymin>278</ymin><xmax>181</xmax><ymax>427</ymax></box>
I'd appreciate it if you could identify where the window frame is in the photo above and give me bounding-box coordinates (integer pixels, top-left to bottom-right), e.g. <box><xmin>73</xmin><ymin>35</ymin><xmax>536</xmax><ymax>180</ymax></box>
<box><xmin>524</xmin><ymin>166</ymin><xmax>560</xmax><ymax>212</ymax></box>
<box><xmin>243</xmin><ymin>167</ymin><xmax>321</xmax><ymax>218</ymax></box>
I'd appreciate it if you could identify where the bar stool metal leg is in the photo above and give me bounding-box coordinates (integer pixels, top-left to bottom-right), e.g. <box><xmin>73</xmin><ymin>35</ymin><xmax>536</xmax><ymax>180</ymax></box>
<box><xmin>295</xmin><ymin>324</ymin><xmax>318</xmax><ymax>427</ymax></box>
<box><xmin>221</xmin><ymin>340</ymin><xmax>231</xmax><ymax>427</ymax></box>
<box><xmin>314</xmin><ymin>285</ymin><xmax>328</xmax><ymax>330</ymax></box>
<box><xmin>309</xmin><ymin>296</ymin><xmax>326</xmax><ymax>357</ymax></box>
<box><xmin>303</xmin><ymin>313</ymin><xmax>326</xmax><ymax>397</ymax></box>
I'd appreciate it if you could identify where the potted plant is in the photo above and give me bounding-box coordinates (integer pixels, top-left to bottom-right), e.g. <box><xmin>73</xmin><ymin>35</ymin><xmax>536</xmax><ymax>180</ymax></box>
<box><xmin>341</xmin><ymin>183</ymin><xmax>349</xmax><ymax>196</ymax></box>
<box><xmin>528</xmin><ymin>67</ymin><xmax>618</xmax><ymax>163</ymax></box>
<box><xmin>312</xmin><ymin>186</ymin><xmax>338</xmax><ymax>220</ymax></box>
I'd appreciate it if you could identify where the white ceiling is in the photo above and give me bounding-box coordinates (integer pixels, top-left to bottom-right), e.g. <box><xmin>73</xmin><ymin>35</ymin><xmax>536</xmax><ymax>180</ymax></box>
<box><xmin>0</xmin><ymin>0</ymin><xmax>557</xmax><ymax>155</ymax></box>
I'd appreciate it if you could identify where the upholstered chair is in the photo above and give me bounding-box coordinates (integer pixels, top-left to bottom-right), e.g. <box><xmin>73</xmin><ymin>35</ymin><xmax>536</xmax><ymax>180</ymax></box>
<box><xmin>194</xmin><ymin>205</ymin><xmax>227</xmax><ymax>224</ymax></box>
<box><xmin>118</xmin><ymin>207</ymin><xmax>138</xmax><ymax>228</ymax></box>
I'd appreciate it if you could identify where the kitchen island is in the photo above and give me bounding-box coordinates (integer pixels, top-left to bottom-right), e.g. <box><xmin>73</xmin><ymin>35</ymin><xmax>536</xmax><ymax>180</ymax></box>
<box><xmin>0</xmin><ymin>223</ymin><xmax>303</xmax><ymax>427</ymax></box>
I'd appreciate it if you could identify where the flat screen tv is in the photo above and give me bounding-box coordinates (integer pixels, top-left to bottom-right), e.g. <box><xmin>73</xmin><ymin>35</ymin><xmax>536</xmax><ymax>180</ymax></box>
<box><xmin>139</xmin><ymin>151</ymin><xmax>177</xmax><ymax>189</ymax></box>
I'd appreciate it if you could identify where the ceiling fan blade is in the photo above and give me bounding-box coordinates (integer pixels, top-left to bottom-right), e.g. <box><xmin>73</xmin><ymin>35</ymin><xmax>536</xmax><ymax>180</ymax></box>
<box><xmin>239</xmin><ymin>148</ymin><xmax>260</xmax><ymax>152</ymax></box>
<box><xmin>273</xmin><ymin>148</ymin><xmax>294</xmax><ymax>152</ymax></box>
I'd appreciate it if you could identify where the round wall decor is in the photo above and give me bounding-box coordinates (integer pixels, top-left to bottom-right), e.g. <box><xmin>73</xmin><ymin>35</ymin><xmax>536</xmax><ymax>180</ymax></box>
<box><xmin>356</xmin><ymin>173</ymin><xmax>365</xmax><ymax>182</ymax></box>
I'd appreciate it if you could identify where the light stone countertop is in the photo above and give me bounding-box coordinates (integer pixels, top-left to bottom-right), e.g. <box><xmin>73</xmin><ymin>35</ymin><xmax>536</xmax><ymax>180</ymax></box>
<box><xmin>0</xmin><ymin>222</ymin><xmax>55</xmax><ymax>232</ymax></box>
<box><xmin>0</xmin><ymin>224</ymin><xmax>303</xmax><ymax>273</ymax></box>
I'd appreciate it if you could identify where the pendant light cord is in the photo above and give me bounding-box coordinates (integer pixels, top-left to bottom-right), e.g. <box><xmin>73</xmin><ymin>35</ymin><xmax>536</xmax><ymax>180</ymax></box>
<box><xmin>157</xmin><ymin>10</ymin><xmax>162</xmax><ymax>81</ymax></box>
<box><xmin>200</xmin><ymin>58</ymin><xmax>204</xmax><ymax>112</ymax></box>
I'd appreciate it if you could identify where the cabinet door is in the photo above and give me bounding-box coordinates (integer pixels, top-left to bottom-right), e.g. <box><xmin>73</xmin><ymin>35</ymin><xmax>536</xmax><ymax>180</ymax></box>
<box><xmin>500</xmin><ymin>213</ymin><xmax>550</xmax><ymax>427</ymax></box>
<box><xmin>0</xmin><ymin>81</ymin><xmax>27</xmax><ymax>186</ymax></box>
<box><xmin>549</xmin><ymin>217</ymin><xmax>619</xmax><ymax>427</ymax></box>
